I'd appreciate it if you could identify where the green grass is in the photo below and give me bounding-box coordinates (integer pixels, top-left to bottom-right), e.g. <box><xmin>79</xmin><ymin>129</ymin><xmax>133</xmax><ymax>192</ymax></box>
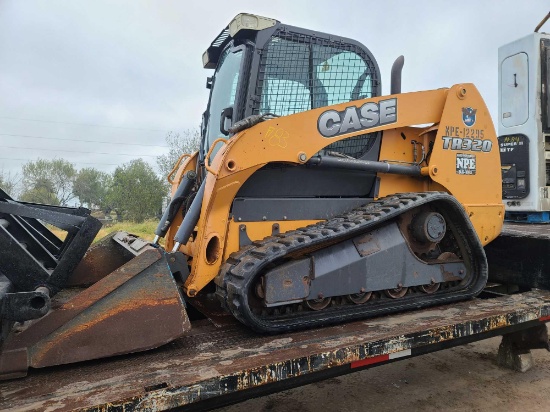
<box><xmin>96</xmin><ymin>220</ymin><xmax>159</xmax><ymax>242</ymax></box>
<box><xmin>49</xmin><ymin>219</ymin><xmax>162</xmax><ymax>244</ymax></box>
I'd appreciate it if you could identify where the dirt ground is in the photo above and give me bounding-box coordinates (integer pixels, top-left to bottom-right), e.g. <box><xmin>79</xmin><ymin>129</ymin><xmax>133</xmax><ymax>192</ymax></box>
<box><xmin>217</xmin><ymin>336</ymin><xmax>550</xmax><ymax>412</ymax></box>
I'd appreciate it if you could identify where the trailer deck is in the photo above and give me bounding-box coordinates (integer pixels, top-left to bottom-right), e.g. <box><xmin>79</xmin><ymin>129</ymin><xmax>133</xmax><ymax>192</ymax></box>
<box><xmin>1</xmin><ymin>288</ymin><xmax>550</xmax><ymax>412</ymax></box>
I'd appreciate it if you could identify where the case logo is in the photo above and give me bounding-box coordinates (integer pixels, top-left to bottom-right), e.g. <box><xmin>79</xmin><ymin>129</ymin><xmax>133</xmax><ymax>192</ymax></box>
<box><xmin>318</xmin><ymin>98</ymin><xmax>397</xmax><ymax>138</ymax></box>
<box><xmin>462</xmin><ymin>107</ymin><xmax>477</xmax><ymax>127</ymax></box>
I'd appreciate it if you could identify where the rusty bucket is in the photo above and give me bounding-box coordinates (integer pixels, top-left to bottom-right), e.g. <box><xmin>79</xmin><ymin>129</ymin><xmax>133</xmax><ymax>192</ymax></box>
<box><xmin>0</xmin><ymin>232</ymin><xmax>191</xmax><ymax>380</ymax></box>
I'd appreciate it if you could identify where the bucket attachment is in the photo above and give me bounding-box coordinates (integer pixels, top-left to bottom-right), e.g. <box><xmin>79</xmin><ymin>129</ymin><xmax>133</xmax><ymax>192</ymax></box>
<box><xmin>0</xmin><ymin>231</ymin><xmax>191</xmax><ymax>380</ymax></box>
<box><xmin>0</xmin><ymin>186</ymin><xmax>191</xmax><ymax>380</ymax></box>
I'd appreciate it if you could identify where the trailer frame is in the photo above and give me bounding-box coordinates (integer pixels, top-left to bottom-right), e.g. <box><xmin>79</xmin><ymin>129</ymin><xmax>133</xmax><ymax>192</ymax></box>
<box><xmin>1</xmin><ymin>286</ymin><xmax>550</xmax><ymax>412</ymax></box>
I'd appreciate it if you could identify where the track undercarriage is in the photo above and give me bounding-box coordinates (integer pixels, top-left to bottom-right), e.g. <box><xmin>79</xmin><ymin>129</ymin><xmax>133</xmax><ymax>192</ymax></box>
<box><xmin>216</xmin><ymin>192</ymin><xmax>488</xmax><ymax>333</ymax></box>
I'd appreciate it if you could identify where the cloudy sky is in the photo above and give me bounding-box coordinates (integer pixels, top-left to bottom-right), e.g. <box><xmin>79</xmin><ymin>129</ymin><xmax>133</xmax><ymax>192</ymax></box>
<box><xmin>0</xmin><ymin>0</ymin><xmax>548</xmax><ymax>178</ymax></box>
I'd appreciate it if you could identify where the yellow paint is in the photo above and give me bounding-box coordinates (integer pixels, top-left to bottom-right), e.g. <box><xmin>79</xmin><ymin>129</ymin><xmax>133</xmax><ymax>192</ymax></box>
<box><xmin>378</xmin><ymin>127</ymin><xmax>430</xmax><ymax>196</ymax></box>
<box><xmin>463</xmin><ymin>205</ymin><xmax>503</xmax><ymax>246</ymax></box>
<box><xmin>167</xmin><ymin>84</ymin><xmax>503</xmax><ymax>296</ymax></box>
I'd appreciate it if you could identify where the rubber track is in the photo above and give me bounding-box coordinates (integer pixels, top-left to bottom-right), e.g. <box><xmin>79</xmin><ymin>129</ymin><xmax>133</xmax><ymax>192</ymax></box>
<box><xmin>218</xmin><ymin>192</ymin><xmax>488</xmax><ymax>333</ymax></box>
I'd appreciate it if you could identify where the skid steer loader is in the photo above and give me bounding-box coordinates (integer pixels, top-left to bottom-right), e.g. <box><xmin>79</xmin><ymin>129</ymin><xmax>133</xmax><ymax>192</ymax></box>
<box><xmin>0</xmin><ymin>13</ymin><xmax>504</xmax><ymax>379</ymax></box>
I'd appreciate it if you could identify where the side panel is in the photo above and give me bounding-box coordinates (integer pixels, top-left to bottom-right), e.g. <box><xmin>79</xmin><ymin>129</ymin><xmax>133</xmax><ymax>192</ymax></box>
<box><xmin>426</xmin><ymin>85</ymin><xmax>504</xmax><ymax>245</ymax></box>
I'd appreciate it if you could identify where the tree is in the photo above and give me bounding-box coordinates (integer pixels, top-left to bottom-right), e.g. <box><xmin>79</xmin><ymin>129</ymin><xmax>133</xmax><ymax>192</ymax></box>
<box><xmin>156</xmin><ymin>130</ymin><xmax>201</xmax><ymax>181</ymax></box>
<box><xmin>19</xmin><ymin>177</ymin><xmax>60</xmax><ymax>205</ymax></box>
<box><xmin>0</xmin><ymin>170</ymin><xmax>21</xmax><ymax>198</ymax></box>
<box><xmin>73</xmin><ymin>168</ymin><xmax>111</xmax><ymax>209</ymax></box>
<box><xmin>107</xmin><ymin>159</ymin><xmax>165</xmax><ymax>222</ymax></box>
<box><xmin>20</xmin><ymin>159</ymin><xmax>76</xmax><ymax>205</ymax></box>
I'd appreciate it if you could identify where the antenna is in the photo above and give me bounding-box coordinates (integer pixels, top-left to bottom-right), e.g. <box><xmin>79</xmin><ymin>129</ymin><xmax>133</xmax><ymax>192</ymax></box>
<box><xmin>534</xmin><ymin>11</ymin><xmax>550</xmax><ymax>33</ymax></box>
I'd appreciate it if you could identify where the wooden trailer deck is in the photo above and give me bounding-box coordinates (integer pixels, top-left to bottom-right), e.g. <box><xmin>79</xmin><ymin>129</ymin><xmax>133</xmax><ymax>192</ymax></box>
<box><xmin>1</xmin><ymin>289</ymin><xmax>550</xmax><ymax>411</ymax></box>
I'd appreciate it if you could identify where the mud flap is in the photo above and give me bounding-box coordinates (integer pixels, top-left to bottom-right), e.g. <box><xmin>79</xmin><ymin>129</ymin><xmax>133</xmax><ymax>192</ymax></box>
<box><xmin>0</xmin><ymin>234</ymin><xmax>191</xmax><ymax>380</ymax></box>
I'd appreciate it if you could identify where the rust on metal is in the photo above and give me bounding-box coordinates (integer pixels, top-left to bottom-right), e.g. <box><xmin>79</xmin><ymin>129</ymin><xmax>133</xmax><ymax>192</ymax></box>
<box><xmin>67</xmin><ymin>231</ymin><xmax>151</xmax><ymax>287</ymax></box>
<box><xmin>1</xmin><ymin>290</ymin><xmax>550</xmax><ymax>411</ymax></box>
<box><xmin>397</xmin><ymin>208</ymin><xmax>439</xmax><ymax>256</ymax></box>
<box><xmin>353</xmin><ymin>232</ymin><xmax>381</xmax><ymax>257</ymax></box>
<box><xmin>440</xmin><ymin>264</ymin><xmax>462</xmax><ymax>282</ymax></box>
<box><xmin>67</xmin><ymin>232</ymin><xmax>132</xmax><ymax>286</ymax></box>
<box><xmin>500</xmin><ymin>222</ymin><xmax>550</xmax><ymax>240</ymax></box>
<box><xmin>0</xmin><ymin>247</ymin><xmax>191</xmax><ymax>380</ymax></box>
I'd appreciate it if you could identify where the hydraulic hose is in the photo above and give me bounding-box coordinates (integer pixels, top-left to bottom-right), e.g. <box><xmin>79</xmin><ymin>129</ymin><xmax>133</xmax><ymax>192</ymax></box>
<box><xmin>171</xmin><ymin>180</ymin><xmax>206</xmax><ymax>252</ymax></box>
<box><xmin>153</xmin><ymin>170</ymin><xmax>196</xmax><ymax>244</ymax></box>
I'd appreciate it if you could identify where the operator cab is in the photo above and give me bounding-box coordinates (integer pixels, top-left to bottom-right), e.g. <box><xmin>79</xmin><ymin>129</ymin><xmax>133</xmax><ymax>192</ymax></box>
<box><xmin>200</xmin><ymin>13</ymin><xmax>382</xmax><ymax>164</ymax></box>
